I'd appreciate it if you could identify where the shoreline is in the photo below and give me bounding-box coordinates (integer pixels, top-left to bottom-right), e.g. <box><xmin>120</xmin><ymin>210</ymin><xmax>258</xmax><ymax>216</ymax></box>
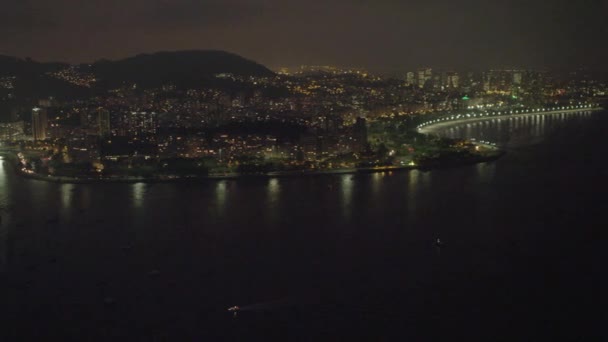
<box><xmin>6</xmin><ymin>104</ymin><xmax>582</xmax><ymax>184</ymax></box>
<box><xmin>0</xmin><ymin>148</ymin><xmax>504</xmax><ymax>184</ymax></box>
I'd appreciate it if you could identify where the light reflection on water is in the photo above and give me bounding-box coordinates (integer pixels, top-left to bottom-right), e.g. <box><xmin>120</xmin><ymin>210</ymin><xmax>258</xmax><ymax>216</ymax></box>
<box><xmin>266</xmin><ymin>178</ymin><xmax>281</xmax><ymax>224</ymax></box>
<box><xmin>435</xmin><ymin>111</ymin><xmax>593</xmax><ymax>147</ymax></box>
<box><xmin>0</xmin><ymin>158</ymin><xmax>10</xmax><ymax>273</ymax></box>
<box><xmin>541</xmin><ymin>115</ymin><xmax>546</xmax><ymax>136</ymax></box>
<box><xmin>371</xmin><ymin>172</ymin><xmax>382</xmax><ymax>200</ymax></box>
<box><xmin>341</xmin><ymin>174</ymin><xmax>353</xmax><ymax>219</ymax></box>
<box><xmin>0</xmin><ymin>158</ymin><xmax>7</xmax><ymax>208</ymax></box>
<box><xmin>60</xmin><ymin>183</ymin><xmax>75</xmax><ymax>214</ymax></box>
<box><xmin>267</xmin><ymin>178</ymin><xmax>280</xmax><ymax>204</ymax></box>
<box><xmin>407</xmin><ymin>169</ymin><xmax>433</xmax><ymax>217</ymax></box>
<box><xmin>215</xmin><ymin>180</ymin><xmax>227</xmax><ymax>214</ymax></box>
<box><xmin>407</xmin><ymin>170</ymin><xmax>420</xmax><ymax>215</ymax></box>
<box><xmin>0</xmin><ymin>110</ymin><xmax>605</xmax><ymax>341</ymax></box>
<box><xmin>133</xmin><ymin>182</ymin><xmax>146</xmax><ymax>208</ymax></box>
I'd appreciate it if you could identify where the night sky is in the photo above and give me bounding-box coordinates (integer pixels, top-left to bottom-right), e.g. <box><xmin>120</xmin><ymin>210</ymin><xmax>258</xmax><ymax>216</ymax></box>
<box><xmin>1</xmin><ymin>0</ymin><xmax>606</xmax><ymax>70</ymax></box>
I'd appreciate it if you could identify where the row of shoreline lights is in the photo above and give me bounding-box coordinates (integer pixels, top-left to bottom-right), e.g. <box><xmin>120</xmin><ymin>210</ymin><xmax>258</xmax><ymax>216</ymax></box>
<box><xmin>417</xmin><ymin>104</ymin><xmax>596</xmax><ymax>130</ymax></box>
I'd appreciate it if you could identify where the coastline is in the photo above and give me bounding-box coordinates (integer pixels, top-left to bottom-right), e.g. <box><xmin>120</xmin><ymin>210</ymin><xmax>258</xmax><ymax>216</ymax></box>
<box><xmin>6</xmin><ymin>105</ymin><xmax>592</xmax><ymax>184</ymax></box>
<box><xmin>1</xmin><ymin>148</ymin><xmax>505</xmax><ymax>184</ymax></box>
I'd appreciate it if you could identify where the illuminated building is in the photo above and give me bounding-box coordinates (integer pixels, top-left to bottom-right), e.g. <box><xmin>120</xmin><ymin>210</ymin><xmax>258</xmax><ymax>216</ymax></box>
<box><xmin>418</xmin><ymin>70</ymin><xmax>426</xmax><ymax>88</ymax></box>
<box><xmin>0</xmin><ymin>121</ymin><xmax>25</xmax><ymax>141</ymax></box>
<box><xmin>513</xmin><ymin>71</ymin><xmax>523</xmax><ymax>85</ymax></box>
<box><xmin>406</xmin><ymin>72</ymin><xmax>415</xmax><ymax>86</ymax></box>
<box><xmin>433</xmin><ymin>74</ymin><xmax>441</xmax><ymax>89</ymax></box>
<box><xmin>424</xmin><ymin>68</ymin><xmax>432</xmax><ymax>79</ymax></box>
<box><xmin>128</xmin><ymin>112</ymin><xmax>158</xmax><ymax>136</ymax></box>
<box><xmin>417</xmin><ymin>68</ymin><xmax>432</xmax><ymax>88</ymax></box>
<box><xmin>98</xmin><ymin>108</ymin><xmax>111</xmax><ymax>137</ymax></box>
<box><xmin>300</xmin><ymin>134</ymin><xmax>318</xmax><ymax>159</ymax></box>
<box><xmin>446</xmin><ymin>72</ymin><xmax>460</xmax><ymax>89</ymax></box>
<box><xmin>81</xmin><ymin>111</ymin><xmax>96</xmax><ymax>128</ymax></box>
<box><xmin>31</xmin><ymin>107</ymin><xmax>48</xmax><ymax>141</ymax></box>
<box><xmin>482</xmin><ymin>72</ymin><xmax>491</xmax><ymax>92</ymax></box>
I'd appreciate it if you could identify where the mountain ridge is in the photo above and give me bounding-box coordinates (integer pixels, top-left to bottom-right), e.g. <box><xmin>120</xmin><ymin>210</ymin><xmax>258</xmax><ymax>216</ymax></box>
<box><xmin>91</xmin><ymin>50</ymin><xmax>275</xmax><ymax>88</ymax></box>
<box><xmin>0</xmin><ymin>50</ymin><xmax>274</xmax><ymax>87</ymax></box>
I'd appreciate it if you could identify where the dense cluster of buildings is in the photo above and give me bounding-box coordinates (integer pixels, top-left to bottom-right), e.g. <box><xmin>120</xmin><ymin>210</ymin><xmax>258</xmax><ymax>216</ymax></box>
<box><xmin>46</xmin><ymin>66</ymin><xmax>97</xmax><ymax>88</ymax></box>
<box><xmin>0</xmin><ymin>66</ymin><xmax>605</xmax><ymax>174</ymax></box>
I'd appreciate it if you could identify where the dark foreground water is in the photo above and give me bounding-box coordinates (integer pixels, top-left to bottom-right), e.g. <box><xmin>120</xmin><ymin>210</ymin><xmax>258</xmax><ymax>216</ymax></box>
<box><xmin>1</xmin><ymin>111</ymin><xmax>607</xmax><ymax>341</ymax></box>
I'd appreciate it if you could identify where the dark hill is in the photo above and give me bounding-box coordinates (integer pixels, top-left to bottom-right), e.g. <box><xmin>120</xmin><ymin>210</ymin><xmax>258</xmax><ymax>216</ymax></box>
<box><xmin>0</xmin><ymin>56</ymin><xmax>87</xmax><ymax>101</ymax></box>
<box><xmin>91</xmin><ymin>50</ymin><xmax>274</xmax><ymax>88</ymax></box>
<box><xmin>0</xmin><ymin>55</ymin><xmax>67</xmax><ymax>77</ymax></box>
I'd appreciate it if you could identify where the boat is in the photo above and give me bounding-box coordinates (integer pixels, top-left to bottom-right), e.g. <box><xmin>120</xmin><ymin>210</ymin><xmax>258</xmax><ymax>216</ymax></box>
<box><xmin>228</xmin><ymin>306</ymin><xmax>240</xmax><ymax>317</ymax></box>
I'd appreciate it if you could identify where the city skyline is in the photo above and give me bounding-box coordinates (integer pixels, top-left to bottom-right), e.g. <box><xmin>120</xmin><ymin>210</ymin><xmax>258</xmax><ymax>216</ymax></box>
<box><xmin>1</xmin><ymin>1</ymin><xmax>607</xmax><ymax>339</ymax></box>
<box><xmin>1</xmin><ymin>0</ymin><xmax>606</xmax><ymax>71</ymax></box>
<box><xmin>2</xmin><ymin>52</ymin><xmax>604</xmax><ymax>181</ymax></box>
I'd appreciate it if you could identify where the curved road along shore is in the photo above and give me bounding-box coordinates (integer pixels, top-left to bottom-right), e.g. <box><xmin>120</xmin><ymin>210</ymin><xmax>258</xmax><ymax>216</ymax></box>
<box><xmin>418</xmin><ymin>107</ymin><xmax>604</xmax><ymax>134</ymax></box>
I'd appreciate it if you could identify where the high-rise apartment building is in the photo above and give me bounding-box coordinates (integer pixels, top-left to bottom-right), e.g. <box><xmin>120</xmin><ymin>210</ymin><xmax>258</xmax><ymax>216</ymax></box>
<box><xmin>513</xmin><ymin>71</ymin><xmax>523</xmax><ymax>85</ymax></box>
<box><xmin>31</xmin><ymin>107</ymin><xmax>48</xmax><ymax>141</ymax></box>
<box><xmin>98</xmin><ymin>108</ymin><xmax>111</xmax><ymax>137</ymax></box>
<box><xmin>446</xmin><ymin>72</ymin><xmax>460</xmax><ymax>88</ymax></box>
<box><xmin>417</xmin><ymin>68</ymin><xmax>432</xmax><ymax>88</ymax></box>
<box><xmin>406</xmin><ymin>72</ymin><xmax>415</xmax><ymax>86</ymax></box>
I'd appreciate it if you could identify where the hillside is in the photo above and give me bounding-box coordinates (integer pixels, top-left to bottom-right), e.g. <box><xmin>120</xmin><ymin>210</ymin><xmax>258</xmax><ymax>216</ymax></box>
<box><xmin>91</xmin><ymin>50</ymin><xmax>275</xmax><ymax>88</ymax></box>
<box><xmin>0</xmin><ymin>55</ymin><xmax>67</xmax><ymax>77</ymax></box>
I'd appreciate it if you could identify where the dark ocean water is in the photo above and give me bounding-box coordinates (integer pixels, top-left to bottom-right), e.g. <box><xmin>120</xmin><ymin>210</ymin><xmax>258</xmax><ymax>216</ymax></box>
<box><xmin>1</xmin><ymin>111</ymin><xmax>607</xmax><ymax>341</ymax></box>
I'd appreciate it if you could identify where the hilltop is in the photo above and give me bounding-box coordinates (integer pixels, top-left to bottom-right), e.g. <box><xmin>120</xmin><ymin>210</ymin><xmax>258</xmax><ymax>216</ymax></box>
<box><xmin>91</xmin><ymin>50</ymin><xmax>275</xmax><ymax>88</ymax></box>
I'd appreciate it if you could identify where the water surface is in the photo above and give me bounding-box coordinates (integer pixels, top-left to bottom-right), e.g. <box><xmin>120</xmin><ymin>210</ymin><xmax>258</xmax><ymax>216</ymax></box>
<box><xmin>1</xmin><ymin>111</ymin><xmax>607</xmax><ymax>341</ymax></box>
